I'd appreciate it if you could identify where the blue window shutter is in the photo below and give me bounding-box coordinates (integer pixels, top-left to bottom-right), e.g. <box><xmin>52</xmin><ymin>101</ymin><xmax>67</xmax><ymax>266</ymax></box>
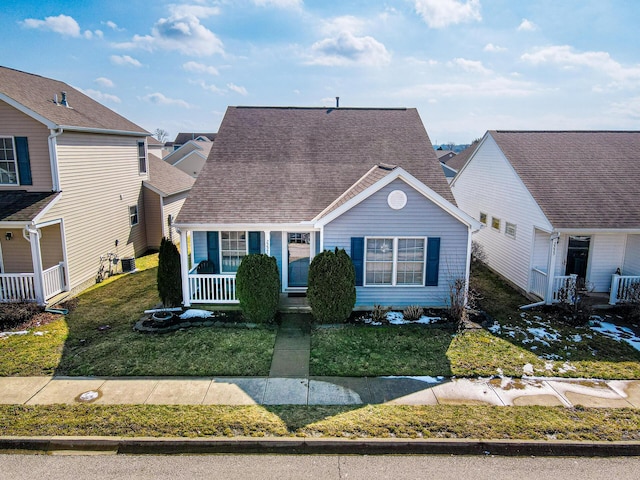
<box><xmin>425</xmin><ymin>237</ymin><xmax>440</xmax><ymax>286</ymax></box>
<box><xmin>206</xmin><ymin>231</ymin><xmax>220</xmax><ymax>274</ymax></box>
<box><xmin>351</xmin><ymin>237</ymin><xmax>364</xmax><ymax>286</ymax></box>
<box><xmin>14</xmin><ymin>137</ymin><xmax>32</xmax><ymax>186</ymax></box>
<box><xmin>248</xmin><ymin>231</ymin><xmax>261</xmax><ymax>254</ymax></box>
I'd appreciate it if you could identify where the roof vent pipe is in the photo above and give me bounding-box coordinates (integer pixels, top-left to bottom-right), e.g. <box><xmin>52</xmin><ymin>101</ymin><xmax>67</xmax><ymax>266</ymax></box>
<box><xmin>61</xmin><ymin>91</ymin><xmax>69</xmax><ymax>107</ymax></box>
<box><xmin>53</xmin><ymin>93</ymin><xmax>59</xmax><ymax>105</ymax></box>
<box><xmin>336</xmin><ymin>96</ymin><xmax>340</xmax><ymax>108</ymax></box>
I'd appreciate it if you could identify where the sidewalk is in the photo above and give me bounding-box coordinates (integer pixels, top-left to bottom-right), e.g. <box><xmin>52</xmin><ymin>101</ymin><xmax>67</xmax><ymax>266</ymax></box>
<box><xmin>1</xmin><ymin>313</ymin><xmax>640</xmax><ymax>408</ymax></box>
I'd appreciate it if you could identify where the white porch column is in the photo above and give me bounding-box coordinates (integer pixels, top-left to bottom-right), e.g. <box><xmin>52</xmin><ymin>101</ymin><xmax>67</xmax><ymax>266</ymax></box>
<box><xmin>545</xmin><ymin>233</ymin><xmax>560</xmax><ymax>304</ymax></box>
<box><xmin>179</xmin><ymin>229</ymin><xmax>191</xmax><ymax>307</ymax></box>
<box><xmin>264</xmin><ymin>230</ymin><xmax>271</xmax><ymax>255</ymax></box>
<box><xmin>25</xmin><ymin>226</ymin><xmax>45</xmax><ymax>304</ymax></box>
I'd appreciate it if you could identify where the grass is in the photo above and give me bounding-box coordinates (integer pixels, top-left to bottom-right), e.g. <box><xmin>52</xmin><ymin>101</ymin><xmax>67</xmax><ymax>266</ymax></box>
<box><xmin>310</xmin><ymin>263</ymin><xmax>640</xmax><ymax>379</ymax></box>
<box><xmin>0</xmin><ymin>253</ymin><xmax>276</xmax><ymax>377</ymax></box>
<box><xmin>2</xmin><ymin>404</ymin><xmax>640</xmax><ymax>441</ymax></box>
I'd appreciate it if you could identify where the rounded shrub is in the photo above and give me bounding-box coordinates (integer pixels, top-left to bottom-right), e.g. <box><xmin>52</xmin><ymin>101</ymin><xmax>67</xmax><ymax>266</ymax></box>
<box><xmin>307</xmin><ymin>247</ymin><xmax>356</xmax><ymax>323</ymax></box>
<box><xmin>157</xmin><ymin>237</ymin><xmax>182</xmax><ymax>308</ymax></box>
<box><xmin>236</xmin><ymin>254</ymin><xmax>280</xmax><ymax>324</ymax></box>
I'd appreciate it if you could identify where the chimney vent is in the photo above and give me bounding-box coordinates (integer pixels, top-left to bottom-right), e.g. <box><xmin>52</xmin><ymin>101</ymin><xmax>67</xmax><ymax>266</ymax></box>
<box><xmin>336</xmin><ymin>96</ymin><xmax>340</xmax><ymax>108</ymax></box>
<box><xmin>53</xmin><ymin>93</ymin><xmax>59</xmax><ymax>105</ymax></box>
<box><xmin>61</xmin><ymin>91</ymin><xmax>70</xmax><ymax>108</ymax></box>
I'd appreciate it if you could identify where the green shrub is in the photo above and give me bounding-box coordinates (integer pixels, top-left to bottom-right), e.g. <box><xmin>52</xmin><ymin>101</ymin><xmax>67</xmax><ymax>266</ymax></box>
<box><xmin>307</xmin><ymin>248</ymin><xmax>356</xmax><ymax>323</ymax></box>
<box><xmin>236</xmin><ymin>254</ymin><xmax>280</xmax><ymax>323</ymax></box>
<box><xmin>157</xmin><ymin>237</ymin><xmax>182</xmax><ymax>308</ymax></box>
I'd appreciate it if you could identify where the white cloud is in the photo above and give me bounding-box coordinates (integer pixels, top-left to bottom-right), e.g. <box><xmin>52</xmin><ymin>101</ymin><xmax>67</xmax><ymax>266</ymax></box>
<box><xmin>227</xmin><ymin>83</ymin><xmax>248</xmax><ymax>95</ymax></box>
<box><xmin>518</xmin><ymin>19</ymin><xmax>537</xmax><ymax>31</ymax></box>
<box><xmin>83</xmin><ymin>29</ymin><xmax>103</xmax><ymax>39</ymax></box>
<box><xmin>252</xmin><ymin>0</ymin><xmax>303</xmax><ymax>8</ymax></box>
<box><xmin>104</xmin><ymin>20</ymin><xmax>122</xmax><ymax>31</ymax></box>
<box><xmin>450</xmin><ymin>58</ymin><xmax>492</xmax><ymax>74</ymax></box>
<box><xmin>141</xmin><ymin>92</ymin><xmax>192</xmax><ymax>108</ymax></box>
<box><xmin>22</xmin><ymin>14</ymin><xmax>82</xmax><ymax>37</ymax></box>
<box><xmin>183</xmin><ymin>61</ymin><xmax>219</xmax><ymax>76</ymax></box>
<box><xmin>191</xmin><ymin>79</ymin><xmax>225</xmax><ymax>94</ymax></box>
<box><xmin>110</xmin><ymin>54</ymin><xmax>143</xmax><ymax>67</ymax></box>
<box><xmin>521</xmin><ymin>45</ymin><xmax>640</xmax><ymax>87</ymax></box>
<box><xmin>82</xmin><ymin>88</ymin><xmax>121</xmax><ymax>104</ymax></box>
<box><xmin>95</xmin><ymin>77</ymin><xmax>115</xmax><ymax>88</ymax></box>
<box><xmin>115</xmin><ymin>8</ymin><xmax>223</xmax><ymax>56</ymax></box>
<box><xmin>609</xmin><ymin>96</ymin><xmax>640</xmax><ymax>119</ymax></box>
<box><xmin>307</xmin><ymin>17</ymin><xmax>390</xmax><ymax>67</ymax></box>
<box><xmin>414</xmin><ymin>0</ymin><xmax>481</xmax><ymax>29</ymax></box>
<box><xmin>394</xmin><ymin>76</ymin><xmax>537</xmax><ymax>99</ymax></box>
<box><xmin>484</xmin><ymin>43</ymin><xmax>506</xmax><ymax>53</ymax></box>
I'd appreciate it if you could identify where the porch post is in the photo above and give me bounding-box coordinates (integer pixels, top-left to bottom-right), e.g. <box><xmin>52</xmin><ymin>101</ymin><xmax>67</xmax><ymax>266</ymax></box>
<box><xmin>545</xmin><ymin>233</ymin><xmax>560</xmax><ymax>304</ymax></box>
<box><xmin>25</xmin><ymin>225</ymin><xmax>45</xmax><ymax>304</ymax></box>
<box><xmin>264</xmin><ymin>230</ymin><xmax>271</xmax><ymax>255</ymax></box>
<box><xmin>179</xmin><ymin>229</ymin><xmax>191</xmax><ymax>307</ymax></box>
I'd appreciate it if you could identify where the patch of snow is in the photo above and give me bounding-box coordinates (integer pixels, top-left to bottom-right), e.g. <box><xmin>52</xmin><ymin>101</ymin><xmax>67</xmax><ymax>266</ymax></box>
<box><xmin>522</xmin><ymin>363</ymin><xmax>534</xmax><ymax>375</ymax></box>
<box><xmin>544</xmin><ymin>362</ymin><xmax>554</xmax><ymax>371</ymax></box>
<box><xmin>558</xmin><ymin>362</ymin><xmax>576</xmax><ymax>373</ymax></box>
<box><xmin>527</xmin><ymin>327</ymin><xmax>560</xmax><ymax>344</ymax></box>
<box><xmin>571</xmin><ymin>334</ymin><xmax>582</xmax><ymax>343</ymax></box>
<box><xmin>496</xmin><ymin>368</ymin><xmax>503</xmax><ymax>376</ymax></box>
<box><xmin>179</xmin><ymin>309</ymin><xmax>213</xmax><ymax>320</ymax></box>
<box><xmin>387</xmin><ymin>312</ymin><xmax>441</xmax><ymax>325</ymax></box>
<box><xmin>0</xmin><ymin>330</ymin><xmax>29</xmax><ymax>338</ymax></box>
<box><xmin>382</xmin><ymin>375</ymin><xmax>443</xmax><ymax>383</ymax></box>
<box><xmin>488</xmin><ymin>323</ymin><xmax>501</xmax><ymax>334</ymax></box>
<box><xmin>591</xmin><ymin>321</ymin><xmax>640</xmax><ymax>352</ymax></box>
<box><xmin>78</xmin><ymin>390</ymin><xmax>99</xmax><ymax>402</ymax></box>
<box><xmin>33</xmin><ymin>331</ymin><xmax>45</xmax><ymax>336</ymax></box>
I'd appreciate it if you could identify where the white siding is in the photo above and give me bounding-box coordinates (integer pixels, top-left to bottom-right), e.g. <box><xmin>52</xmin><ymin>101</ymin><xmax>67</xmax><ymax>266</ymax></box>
<box><xmin>451</xmin><ymin>135</ymin><xmax>552</xmax><ymax>292</ymax></box>
<box><xmin>324</xmin><ymin>179</ymin><xmax>470</xmax><ymax>308</ymax></box>
<box><xmin>588</xmin><ymin>234</ymin><xmax>626</xmax><ymax>292</ymax></box>
<box><xmin>532</xmin><ymin>229</ymin><xmax>550</xmax><ymax>271</ymax></box>
<box><xmin>624</xmin><ymin>235</ymin><xmax>640</xmax><ymax>275</ymax></box>
<box><xmin>41</xmin><ymin>132</ymin><xmax>148</xmax><ymax>291</ymax></box>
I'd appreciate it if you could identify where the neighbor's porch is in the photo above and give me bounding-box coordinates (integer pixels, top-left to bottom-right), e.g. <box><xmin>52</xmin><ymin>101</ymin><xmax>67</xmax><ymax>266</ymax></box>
<box><xmin>0</xmin><ymin>222</ymin><xmax>67</xmax><ymax>304</ymax></box>
<box><xmin>529</xmin><ymin>230</ymin><xmax>640</xmax><ymax>305</ymax></box>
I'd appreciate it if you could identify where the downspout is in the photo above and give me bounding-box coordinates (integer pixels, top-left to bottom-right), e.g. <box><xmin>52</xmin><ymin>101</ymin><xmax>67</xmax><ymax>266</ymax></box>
<box><xmin>521</xmin><ymin>232</ymin><xmax>560</xmax><ymax>310</ymax></box>
<box><xmin>48</xmin><ymin>128</ymin><xmax>63</xmax><ymax>191</ymax></box>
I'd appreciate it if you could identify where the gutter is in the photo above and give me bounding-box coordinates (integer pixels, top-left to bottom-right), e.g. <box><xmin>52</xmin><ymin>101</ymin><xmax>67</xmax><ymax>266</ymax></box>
<box><xmin>58</xmin><ymin>125</ymin><xmax>149</xmax><ymax>137</ymax></box>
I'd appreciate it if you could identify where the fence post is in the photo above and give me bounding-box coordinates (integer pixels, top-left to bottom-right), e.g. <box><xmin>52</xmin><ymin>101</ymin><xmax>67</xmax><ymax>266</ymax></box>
<box><xmin>610</xmin><ymin>274</ymin><xmax>620</xmax><ymax>305</ymax></box>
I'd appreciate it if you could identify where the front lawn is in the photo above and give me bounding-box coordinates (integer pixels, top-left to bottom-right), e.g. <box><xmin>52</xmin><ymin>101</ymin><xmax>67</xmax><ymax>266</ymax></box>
<box><xmin>310</xmin><ymin>264</ymin><xmax>640</xmax><ymax>379</ymax></box>
<box><xmin>0</xmin><ymin>253</ymin><xmax>276</xmax><ymax>377</ymax></box>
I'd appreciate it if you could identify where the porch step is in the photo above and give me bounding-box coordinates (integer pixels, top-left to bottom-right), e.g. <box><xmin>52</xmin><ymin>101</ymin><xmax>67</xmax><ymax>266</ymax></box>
<box><xmin>278</xmin><ymin>293</ymin><xmax>311</xmax><ymax>313</ymax></box>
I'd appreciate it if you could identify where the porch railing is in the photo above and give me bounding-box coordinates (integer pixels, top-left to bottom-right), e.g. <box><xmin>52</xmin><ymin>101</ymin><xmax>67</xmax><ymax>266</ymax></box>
<box><xmin>0</xmin><ymin>273</ymin><xmax>36</xmax><ymax>302</ymax></box>
<box><xmin>530</xmin><ymin>267</ymin><xmax>547</xmax><ymax>299</ymax></box>
<box><xmin>551</xmin><ymin>274</ymin><xmax>577</xmax><ymax>303</ymax></box>
<box><xmin>610</xmin><ymin>274</ymin><xmax>640</xmax><ymax>305</ymax></box>
<box><xmin>188</xmin><ymin>273</ymin><xmax>238</xmax><ymax>304</ymax></box>
<box><xmin>43</xmin><ymin>262</ymin><xmax>66</xmax><ymax>300</ymax></box>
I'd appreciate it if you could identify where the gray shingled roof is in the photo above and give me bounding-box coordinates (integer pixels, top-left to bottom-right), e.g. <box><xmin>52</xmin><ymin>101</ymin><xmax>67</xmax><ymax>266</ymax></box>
<box><xmin>0</xmin><ymin>191</ymin><xmax>60</xmax><ymax>222</ymax></box>
<box><xmin>490</xmin><ymin>130</ymin><xmax>640</xmax><ymax>229</ymax></box>
<box><xmin>445</xmin><ymin>143</ymin><xmax>477</xmax><ymax>172</ymax></box>
<box><xmin>0</xmin><ymin>66</ymin><xmax>147</xmax><ymax>134</ymax></box>
<box><xmin>173</xmin><ymin>132</ymin><xmax>216</xmax><ymax>144</ymax></box>
<box><xmin>177</xmin><ymin>106</ymin><xmax>454</xmax><ymax>225</ymax></box>
<box><xmin>145</xmin><ymin>156</ymin><xmax>195</xmax><ymax>197</ymax></box>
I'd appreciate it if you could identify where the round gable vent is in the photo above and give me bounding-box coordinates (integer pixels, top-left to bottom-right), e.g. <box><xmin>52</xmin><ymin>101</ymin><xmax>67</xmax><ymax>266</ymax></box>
<box><xmin>387</xmin><ymin>190</ymin><xmax>407</xmax><ymax>210</ymax></box>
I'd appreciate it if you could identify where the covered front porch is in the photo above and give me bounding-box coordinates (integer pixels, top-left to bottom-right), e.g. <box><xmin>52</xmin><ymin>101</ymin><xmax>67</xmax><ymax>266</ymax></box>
<box><xmin>0</xmin><ymin>221</ymin><xmax>67</xmax><ymax>304</ymax></box>
<box><xmin>529</xmin><ymin>229</ymin><xmax>640</xmax><ymax>306</ymax></box>
<box><xmin>179</xmin><ymin>228</ymin><xmax>320</xmax><ymax>306</ymax></box>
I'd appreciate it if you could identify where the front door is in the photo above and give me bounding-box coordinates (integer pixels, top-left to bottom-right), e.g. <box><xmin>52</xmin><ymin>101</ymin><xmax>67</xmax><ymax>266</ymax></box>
<box><xmin>565</xmin><ymin>236</ymin><xmax>590</xmax><ymax>282</ymax></box>
<box><xmin>287</xmin><ymin>233</ymin><xmax>311</xmax><ymax>288</ymax></box>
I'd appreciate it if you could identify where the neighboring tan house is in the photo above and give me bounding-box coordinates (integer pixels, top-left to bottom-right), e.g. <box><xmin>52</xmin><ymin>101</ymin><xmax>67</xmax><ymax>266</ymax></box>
<box><xmin>163</xmin><ymin>138</ymin><xmax>213</xmax><ymax>178</ymax></box>
<box><xmin>174</xmin><ymin>106</ymin><xmax>481</xmax><ymax>308</ymax></box>
<box><xmin>146</xmin><ymin>136</ymin><xmax>164</xmax><ymax>159</ymax></box>
<box><xmin>0</xmin><ymin>66</ymin><xmax>150</xmax><ymax>304</ymax></box>
<box><xmin>451</xmin><ymin>130</ymin><xmax>640</xmax><ymax>306</ymax></box>
<box><xmin>143</xmin><ymin>156</ymin><xmax>194</xmax><ymax>249</ymax></box>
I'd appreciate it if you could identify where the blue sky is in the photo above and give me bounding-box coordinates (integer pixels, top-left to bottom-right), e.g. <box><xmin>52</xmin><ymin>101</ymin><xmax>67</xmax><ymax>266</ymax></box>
<box><xmin>3</xmin><ymin>0</ymin><xmax>640</xmax><ymax>143</ymax></box>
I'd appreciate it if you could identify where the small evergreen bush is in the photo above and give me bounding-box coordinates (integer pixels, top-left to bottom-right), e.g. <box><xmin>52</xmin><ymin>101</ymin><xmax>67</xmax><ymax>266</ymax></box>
<box><xmin>157</xmin><ymin>237</ymin><xmax>182</xmax><ymax>308</ymax></box>
<box><xmin>236</xmin><ymin>254</ymin><xmax>280</xmax><ymax>323</ymax></box>
<box><xmin>307</xmin><ymin>248</ymin><xmax>356</xmax><ymax>323</ymax></box>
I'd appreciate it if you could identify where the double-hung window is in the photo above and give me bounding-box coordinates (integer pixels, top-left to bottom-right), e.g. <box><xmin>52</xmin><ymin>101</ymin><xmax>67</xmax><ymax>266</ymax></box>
<box><xmin>365</xmin><ymin>237</ymin><xmax>426</xmax><ymax>286</ymax></box>
<box><xmin>129</xmin><ymin>205</ymin><xmax>139</xmax><ymax>226</ymax></box>
<box><xmin>0</xmin><ymin>137</ymin><xmax>18</xmax><ymax>185</ymax></box>
<box><xmin>138</xmin><ymin>141</ymin><xmax>147</xmax><ymax>174</ymax></box>
<box><xmin>221</xmin><ymin>231</ymin><xmax>247</xmax><ymax>273</ymax></box>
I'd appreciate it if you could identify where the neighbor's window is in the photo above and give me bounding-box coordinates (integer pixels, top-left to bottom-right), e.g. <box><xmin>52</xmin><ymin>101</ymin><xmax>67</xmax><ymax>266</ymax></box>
<box><xmin>491</xmin><ymin>217</ymin><xmax>501</xmax><ymax>231</ymax></box>
<box><xmin>505</xmin><ymin>222</ymin><xmax>517</xmax><ymax>239</ymax></box>
<box><xmin>0</xmin><ymin>137</ymin><xmax>18</xmax><ymax>185</ymax></box>
<box><xmin>479</xmin><ymin>212</ymin><xmax>487</xmax><ymax>225</ymax></box>
<box><xmin>365</xmin><ymin>237</ymin><xmax>425</xmax><ymax>286</ymax></box>
<box><xmin>221</xmin><ymin>231</ymin><xmax>247</xmax><ymax>273</ymax></box>
<box><xmin>138</xmin><ymin>141</ymin><xmax>147</xmax><ymax>174</ymax></box>
<box><xmin>129</xmin><ymin>205</ymin><xmax>139</xmax><ymax>226</ymax></box>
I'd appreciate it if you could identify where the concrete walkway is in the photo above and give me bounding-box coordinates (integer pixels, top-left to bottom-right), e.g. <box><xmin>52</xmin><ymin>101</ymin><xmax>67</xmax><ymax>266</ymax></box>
<box><xmin>1</xmin><ymin>314</ymin><xmax>640</xmax><ymax>407</ymax></box>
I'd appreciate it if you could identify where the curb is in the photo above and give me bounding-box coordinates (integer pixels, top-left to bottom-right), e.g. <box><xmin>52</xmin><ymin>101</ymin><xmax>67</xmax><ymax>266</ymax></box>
<box><xmin>2</xmin><ymin>436</ymin><xmax>640</xmax><ymax>457</ymax></box>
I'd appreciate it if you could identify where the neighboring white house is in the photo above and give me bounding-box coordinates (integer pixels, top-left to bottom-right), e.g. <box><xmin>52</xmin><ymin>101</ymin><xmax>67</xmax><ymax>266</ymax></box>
<box><xmin>451</xmin><ymin>130</ymin><xmax>640</xmax><ymax>306</ymax></box>
<box><xmin>163</xmin><ymin>138</ymin><xmax>213</xmax><ymax>178</ymax></box>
